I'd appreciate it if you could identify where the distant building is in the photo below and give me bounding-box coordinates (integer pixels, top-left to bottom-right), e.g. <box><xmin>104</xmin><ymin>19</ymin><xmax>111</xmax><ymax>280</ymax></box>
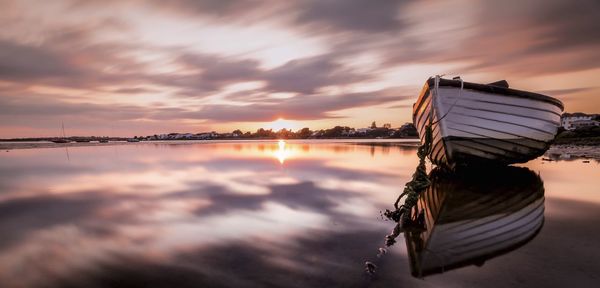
<box><xmin>561</xmin><ymin>113</ymin><xmax>599</xmax><ymax>130</ymax></box>
<box><xmin>356</xmin><ymin>128</ymin><xmax>372</xmax><ymax>134</ymax></box>
<box><xmin>196</xmin><ymin>133</ymin><xmax>212</xmax><ymax>139</ymax></box>
<box><xmin>340</xmin><ymin>127</ymin><xmax>355</xmax><ymax>136</ymax></box>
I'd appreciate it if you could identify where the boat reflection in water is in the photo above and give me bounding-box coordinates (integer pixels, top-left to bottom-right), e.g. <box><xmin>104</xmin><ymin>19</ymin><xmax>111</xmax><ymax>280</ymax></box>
<box><xmin>404</xmin><ymin>166</ymin><xmax>545</xmax><ymax>277</ymax></box>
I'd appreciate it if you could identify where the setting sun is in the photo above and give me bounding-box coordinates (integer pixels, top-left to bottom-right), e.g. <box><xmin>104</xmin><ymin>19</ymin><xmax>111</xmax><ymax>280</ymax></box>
<box><xmin>268</xmin><ymin>118</ymin><xmax>299</xmax><ymax>132</ymax></box>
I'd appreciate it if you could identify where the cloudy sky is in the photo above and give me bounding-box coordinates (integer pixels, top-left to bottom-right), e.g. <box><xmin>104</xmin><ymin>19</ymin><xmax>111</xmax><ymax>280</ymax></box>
<box><xmin>1</xmin><ymin>0</ymin><xmax>599</xmax><ymax>137</ymax></box>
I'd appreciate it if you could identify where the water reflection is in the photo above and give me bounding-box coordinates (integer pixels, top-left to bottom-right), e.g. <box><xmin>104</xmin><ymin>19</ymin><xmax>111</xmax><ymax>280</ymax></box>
<box><xmin>0</xmin><ymin>141</ymin><xmax>598</xmax><ymax>287</ymax></box>
<box><xmin>0</xmin><ymin>141</ymin><xmax>420</xmax><ymax>288</ymax></box>
<box><xmin>404</xmin><ymin>166</ymin><xmax>545</xmax><ymax>277</ymax></box>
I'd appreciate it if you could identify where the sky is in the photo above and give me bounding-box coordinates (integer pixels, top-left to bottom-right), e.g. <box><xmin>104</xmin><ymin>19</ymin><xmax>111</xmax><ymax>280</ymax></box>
<box><xmin>0</xmin><ymin>0</ymin><xmax>599</xmax><ymax>138</ymax></box>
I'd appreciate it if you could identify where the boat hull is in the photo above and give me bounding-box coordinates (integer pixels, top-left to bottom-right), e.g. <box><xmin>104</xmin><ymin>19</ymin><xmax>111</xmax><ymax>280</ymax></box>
<box><xmin>413</xmin><ymin>77</ymin><xmax>563</xmax><ymax>167</ymax></box>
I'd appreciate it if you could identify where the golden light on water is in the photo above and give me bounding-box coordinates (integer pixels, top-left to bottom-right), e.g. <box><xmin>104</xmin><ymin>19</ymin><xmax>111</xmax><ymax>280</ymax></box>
<box><xmin>275</xmin><ymin>140</ymin><xmax>290</xmax><ymax>164</ymax></box>
<box><xmin>278</xmin><ymin>139</ymin><xmax>286</xmax><ymax>150</ymax></box>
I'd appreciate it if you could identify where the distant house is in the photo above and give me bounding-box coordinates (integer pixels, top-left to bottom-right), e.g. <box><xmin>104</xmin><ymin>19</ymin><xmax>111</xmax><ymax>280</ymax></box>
<box><xmin>196</xmin><ymin>133</ymin><xmax>212</xmax><ymax>139</ymax></box>
<box><xmin>181</xmin><ymin>133</ymin><xmax>194</xmax><ymax>139</ymax></box>
<box><xmin>356</xmin><ymin>128</ymin><xmax>372</xmax><ymax>134</ymax></box>
<box><xmin>561</xmin><ymin>113</ymin><xmax>599</xmax><ymax>130</ymax></box>
<box><xmin>340</xmin><ymin>128</ymin><xmax>355</xmax><ymax>136</ymax></box>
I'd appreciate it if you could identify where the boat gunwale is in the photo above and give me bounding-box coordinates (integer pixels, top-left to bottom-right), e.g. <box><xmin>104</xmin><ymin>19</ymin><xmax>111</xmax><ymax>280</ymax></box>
<box><xmin>426</xmin><ymin>77</ymin><xmax>564</xmax><ymax>111</ymax></box>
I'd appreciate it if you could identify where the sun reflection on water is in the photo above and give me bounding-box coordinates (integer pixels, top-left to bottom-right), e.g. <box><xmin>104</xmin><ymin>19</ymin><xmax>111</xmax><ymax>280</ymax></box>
<box><xmin>275</xmin><ymin>140</ymin><xmax>290</xmax><ymax>164</ymax></box>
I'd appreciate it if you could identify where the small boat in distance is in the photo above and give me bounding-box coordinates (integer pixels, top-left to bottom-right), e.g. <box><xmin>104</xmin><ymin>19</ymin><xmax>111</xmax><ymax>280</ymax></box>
<box><xmin>413</xmin><ymin>76</ymin><xmax>564</xmax><ymax>168</ymax></box>
<box><xmin>51</xmin><ymin>122</ymin><xmax>71</xmax><ymax>144</ymax></box>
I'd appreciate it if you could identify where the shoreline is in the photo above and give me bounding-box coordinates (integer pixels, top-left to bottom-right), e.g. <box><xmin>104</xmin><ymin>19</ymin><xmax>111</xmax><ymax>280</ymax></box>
<box><xmin>0</xmin><ymin>138</ymin><xmax>421</xmax><ymax>151</ymax></box>
<box><xmin>2</xmin><ymin>140</ymin><xmax>600</xmax><ymax>162</ymax></box>
<box><xmin>544</xmin><ymin>144</ymin><xmax>600</xmax><ymax>162</ymax></box>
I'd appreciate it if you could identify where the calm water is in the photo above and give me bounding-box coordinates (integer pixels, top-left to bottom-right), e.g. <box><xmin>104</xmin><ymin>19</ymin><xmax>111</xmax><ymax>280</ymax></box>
<box><xmin>0</xmin><ymin>140</ymin><xmax>598</xmax><ymax>287</ymax></box>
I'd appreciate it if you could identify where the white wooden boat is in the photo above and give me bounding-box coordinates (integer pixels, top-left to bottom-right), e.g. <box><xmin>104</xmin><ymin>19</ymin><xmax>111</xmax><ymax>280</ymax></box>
<box><xmin>413</xmin><ymin>76</ymin><xmax>564</xmax><ymax>167</ymax></box>
<box><xmin>404</xmin><ymin>166</ymin><xmax>544</xmax><ymax>277</ymax></box>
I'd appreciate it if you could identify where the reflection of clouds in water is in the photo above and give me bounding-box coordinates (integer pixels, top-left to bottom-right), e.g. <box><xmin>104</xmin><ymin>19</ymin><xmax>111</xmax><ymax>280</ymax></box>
<box><xmin>44</xmin><ymin>230</ymin><xmax>398</xmax><ymax>288</ymax></box>
<box><xmin>0</xmin><ymin>142</ymin><xmax>599</xmax><ymax>287</ymax></box>
<box><xmin>173</xmin><ymin>181</ymin><xmax>360</xmax><ymax>218</ymax></box>
<box><xmin>0</xmin><ymin>142</ymin><xmax>416</xmax><ymax>287</ymax></box>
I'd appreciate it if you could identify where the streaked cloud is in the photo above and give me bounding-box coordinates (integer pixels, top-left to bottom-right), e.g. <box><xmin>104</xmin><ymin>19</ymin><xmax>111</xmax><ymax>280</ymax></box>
<box><xmin>0</xmin><ymin>0</ymin><xmax>599</xmax><ymax>137</ymax></box>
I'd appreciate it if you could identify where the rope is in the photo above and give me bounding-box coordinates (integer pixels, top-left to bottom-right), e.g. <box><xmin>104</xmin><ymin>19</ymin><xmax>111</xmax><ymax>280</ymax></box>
<box><xmin>382</xmin><ymin>76</ymin><xmax>462</xmax><ymax>246</ymax></box>
<box><xmin>383</xmin><ymin>123</ymin><xmax>433</xmax><ymax>246</ymax></box>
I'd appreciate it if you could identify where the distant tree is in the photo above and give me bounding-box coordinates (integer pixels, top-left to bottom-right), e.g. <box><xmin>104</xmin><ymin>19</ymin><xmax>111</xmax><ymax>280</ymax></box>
<box><xmin>392</xmin><ymin>123</ymin><xmax>419</xmax><ymax>138</ymax></box>
<box><xmin>383</xmin><ymin>123</ymin><xmax>391</xmax><ymax>129</ymax></box>
<box><xmin>371</xmin><ymin>121</ymin><xmax>377</xmax><ymax>129</ymax></box>
<box><xmin>232</xmin><ymin>129</ymin><xmax>243</xmax><ymax>136</ymax></box>
<box><xmin>323</xmin><ymin>126</ymin><xmax>352</xmax><ymax>138</ymax></box>
<box><xmin>367</xmin><ymin>128</ymin><xmax>389</xmax><ymax>138</ymax></box>
<box><xmin>276</xmin><ymin>128</ymin><xmax>294</xmax><ymax>139</ymax></box>
<box><xmin>297</xmin><ymin>127</ymin><xmax>312</xmax><ymax>139</ymax></box>
<box><xmin>255</xmin><ymin>128</ymin><xmax>275</xmax><ymax>138</ymax></box>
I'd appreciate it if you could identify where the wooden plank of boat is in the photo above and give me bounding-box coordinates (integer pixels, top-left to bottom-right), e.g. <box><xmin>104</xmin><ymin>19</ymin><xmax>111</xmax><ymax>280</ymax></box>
<box><xmin>404</xmin><ymin>166</ymin><xmax>545</xmax><ymax>277</ymax></box>
<box><xmin>412</xmin><ymin>76</ymin><xmax>564</xmax><ymax>167</ymax></box>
